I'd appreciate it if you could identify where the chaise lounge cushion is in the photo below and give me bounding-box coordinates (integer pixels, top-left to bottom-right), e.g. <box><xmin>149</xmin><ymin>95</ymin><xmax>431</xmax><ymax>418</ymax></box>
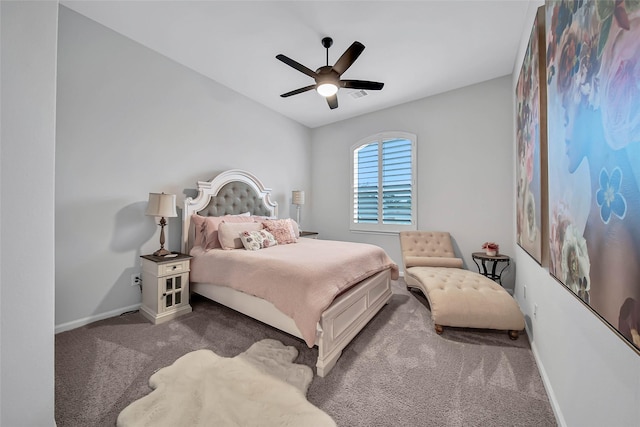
<box><xmin>400</xmin><ymin>231</ymin><xmax>462</xmax><ymax>268</ymax></box>
<box><xmin>405</xmin><ymin>267</ymin><xmax>525</xmax><ymax>331</ymax></box>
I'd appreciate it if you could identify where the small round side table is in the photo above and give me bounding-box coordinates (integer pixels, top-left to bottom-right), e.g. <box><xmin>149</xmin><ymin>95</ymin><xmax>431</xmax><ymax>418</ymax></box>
<box><xmin>471</xmin><ymin>252</ymin><xmax>511</xmax><ymax>286</ymax></box>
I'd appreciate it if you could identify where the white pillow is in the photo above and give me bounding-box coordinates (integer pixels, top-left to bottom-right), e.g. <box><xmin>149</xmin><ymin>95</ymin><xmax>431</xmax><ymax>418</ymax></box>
<box><xmin>217</xmin><ymin>222</ymin><xmax>262</xmax><ymax>250</ymax></box>
<box><xmin>240</xmin><ymin>230</ymin><xmax>278</xmax><ymax>251</ymax></box>
<box><xmin>290</xmin><ymin>219</ymin><xmax>300</xmax><ymax>237</ymax></box>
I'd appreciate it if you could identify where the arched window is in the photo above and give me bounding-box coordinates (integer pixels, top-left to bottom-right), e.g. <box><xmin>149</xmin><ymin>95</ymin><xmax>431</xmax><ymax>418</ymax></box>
<box><xmin>350</xmin><ymin>131</ymin><xmax>417</xmax><ymax>233</ymax></box>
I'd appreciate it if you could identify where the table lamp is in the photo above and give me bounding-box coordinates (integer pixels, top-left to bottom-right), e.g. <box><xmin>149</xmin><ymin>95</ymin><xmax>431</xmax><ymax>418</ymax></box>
<box><xmin>145</xmin><ymin>192</ymin><xmax>177</xmax><ymax>256</ymax></box>
<box><xmin>292</xmin><ymin>190</ymin><xmax>305</xmax><ymax>226</ymax></box>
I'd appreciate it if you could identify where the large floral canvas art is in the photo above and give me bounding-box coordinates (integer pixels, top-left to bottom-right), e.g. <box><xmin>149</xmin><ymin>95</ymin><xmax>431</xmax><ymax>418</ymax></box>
<box><xmin>516</xmin><ymin>7</ymin><xmax>547</xmax><ymax>265</ymax></box>
<box><xmin>546</xmin><ymin>0</ymin><xmax>640</xmax><ymax>352</ymax></box>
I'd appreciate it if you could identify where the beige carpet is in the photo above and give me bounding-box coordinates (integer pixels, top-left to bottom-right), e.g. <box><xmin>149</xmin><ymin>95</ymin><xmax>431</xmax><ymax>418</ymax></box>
<box><xmin>117</xmin><ymin>339</ymin><xmax>336</xmax><ymax>427</ymax></box>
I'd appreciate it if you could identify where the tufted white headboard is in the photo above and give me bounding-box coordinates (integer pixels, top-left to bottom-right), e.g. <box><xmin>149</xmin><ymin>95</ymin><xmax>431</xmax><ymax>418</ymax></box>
<box><xmin>182</xmin><ymin>169</ymin><xmax>278</xmax><ymax>253</ymax></box>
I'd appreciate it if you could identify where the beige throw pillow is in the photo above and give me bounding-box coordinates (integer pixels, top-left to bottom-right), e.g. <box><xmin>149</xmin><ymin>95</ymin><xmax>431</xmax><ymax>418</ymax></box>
<box><xmin>218</xmin><ymin>221</ymin><xmax>263</xmax><ymax>250</ymax></box>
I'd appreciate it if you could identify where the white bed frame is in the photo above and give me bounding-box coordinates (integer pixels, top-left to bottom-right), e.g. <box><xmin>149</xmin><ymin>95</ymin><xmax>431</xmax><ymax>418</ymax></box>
<box><xmin>182</xmin><ymin>169</ymin><xmax>393</xmax><ymax>376</ymax></box>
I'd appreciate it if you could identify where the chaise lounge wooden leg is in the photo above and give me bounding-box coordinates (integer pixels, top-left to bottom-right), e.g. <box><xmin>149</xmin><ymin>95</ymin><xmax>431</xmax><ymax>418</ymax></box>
<box><xmin>435</xmin><ymin>324</ymin><xmax>444</xmax><ymax>335</ymax></box>
<box><xmin>508</xmin><ymin>330</ymin><xmax>519</xmax><ymax>340</ymax></box>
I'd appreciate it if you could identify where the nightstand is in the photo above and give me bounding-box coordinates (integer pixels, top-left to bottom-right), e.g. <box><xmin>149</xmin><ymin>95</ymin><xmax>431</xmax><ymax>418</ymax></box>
<box><xmin>140</xmin><ymin>253</ymin><xmax>192</xmax><ymax>324</ymax></box>
<box><xmin>299</xmin><ymin>231</ymin><xmax>319</xmax><ymax>239</ymax></box>
<box><xmin>471</xmin><ymin>252</ymin><xmax>510</xmax><ymax>286</ymax></box>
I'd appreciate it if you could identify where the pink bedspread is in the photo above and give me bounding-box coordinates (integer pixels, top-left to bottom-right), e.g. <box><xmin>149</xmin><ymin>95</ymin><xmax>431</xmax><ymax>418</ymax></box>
<box><xmin>190</xmin><ymin>238</ymin><xmax>399</xmax><ymax>347</ymax></box>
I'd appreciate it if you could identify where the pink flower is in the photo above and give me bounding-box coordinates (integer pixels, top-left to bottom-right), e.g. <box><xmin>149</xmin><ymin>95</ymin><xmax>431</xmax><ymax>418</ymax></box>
<box><xmin>557</xmin><ymin>31</ymin><xmax>579</xmax><ymax>95</ymax></box>
<box><xmin>599</xmin><ymin>11</ymin><xmax>640</xmax><ymax>149</ymax></box>
<box><xmin>482</xmin><ymin>242</ymin><xmax>499</xmax><ymax>251</ymax></box>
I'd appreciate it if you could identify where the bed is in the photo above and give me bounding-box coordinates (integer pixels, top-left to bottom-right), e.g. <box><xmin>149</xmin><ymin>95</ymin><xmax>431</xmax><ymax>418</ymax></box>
<box><xmin>182</xmin><ymin>169</ymin><xmax>399</xmax><ymax>376</ymax></box>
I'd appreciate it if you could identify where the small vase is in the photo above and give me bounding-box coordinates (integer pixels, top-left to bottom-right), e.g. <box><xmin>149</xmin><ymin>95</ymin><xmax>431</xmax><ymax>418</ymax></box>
<box><xmin>486</xmin><ymin>250</ymin><xmax>497</xmax><ymax>256</ymax></box>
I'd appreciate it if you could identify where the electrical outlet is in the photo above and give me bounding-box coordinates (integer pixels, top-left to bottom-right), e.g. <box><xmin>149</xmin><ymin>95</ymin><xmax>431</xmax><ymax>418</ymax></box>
<box><xmin>130</xmin><ymin>273</ymin><xmax>141</xmax><ymax>287</ymax></box>
<box><xmin>533</xmin><ymin>303</ymin><xmax>538</xmax><ymax>319</ymax></box>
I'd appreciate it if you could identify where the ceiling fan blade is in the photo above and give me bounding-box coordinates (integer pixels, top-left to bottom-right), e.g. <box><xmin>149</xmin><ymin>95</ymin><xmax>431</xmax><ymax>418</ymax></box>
<box><xmin>326</xmin><ymin>94</ymin><xmax>338</xmax><ymax>110</ymax></box>
<box><xmin>332</xmin><ymin>41</ymin><xmax>365</xmax><ymax>76</ymax></box>
<box><xmin>340</xmin><ymin>80</ymin><xmax>384</xmax><ymax>90</ymax></box>
<box><xmin>276</xmin><ymin>54</ymin><xmax>318</xmax><ymax>79</ymax></box>
<box><xmin>280</xmin><ymin>84</ymin><xmax>316</xmax><ymax>98</ymax></box>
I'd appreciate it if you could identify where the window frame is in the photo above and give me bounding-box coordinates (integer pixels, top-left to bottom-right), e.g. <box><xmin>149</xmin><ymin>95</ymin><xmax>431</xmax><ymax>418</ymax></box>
<box><xmin>349</xmin><ymin>131</ymin><xmax>417</xmax><ymax>234</ymax></box>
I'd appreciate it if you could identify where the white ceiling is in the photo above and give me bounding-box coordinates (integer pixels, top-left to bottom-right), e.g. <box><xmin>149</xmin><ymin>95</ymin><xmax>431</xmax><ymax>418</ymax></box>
<box><xmin>62</xmin><ymin>0</ymin><xmax>531</xmax><ymax>128</ymax></box>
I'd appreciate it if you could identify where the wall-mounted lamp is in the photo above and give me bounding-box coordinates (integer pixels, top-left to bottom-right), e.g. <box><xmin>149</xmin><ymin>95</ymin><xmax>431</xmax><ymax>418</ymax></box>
<box><xmin>145</xmin><ymin>192</ymin><xmax>177</xmax><ymax>257</ymax></box>
<box><xmin>292</xmin><ymin>190</ymin><xmax>305</xmax><ymax>225</ymax></box>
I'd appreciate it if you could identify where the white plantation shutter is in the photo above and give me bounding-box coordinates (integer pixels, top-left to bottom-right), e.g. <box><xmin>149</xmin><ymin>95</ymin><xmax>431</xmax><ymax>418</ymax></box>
<box><xmin>382</xmin><ymin>138</ymin><xmax>412</xmax><ymax>224</ymax></box>
<box><xmin>354</xmin><ymin>142</ymin><xmax>378</xmax><ymax>223</ymax></box>
<box><xmin>351</xmin><ymin>132</ymin><xmax>416</xmax><ymax>233</ymax></box>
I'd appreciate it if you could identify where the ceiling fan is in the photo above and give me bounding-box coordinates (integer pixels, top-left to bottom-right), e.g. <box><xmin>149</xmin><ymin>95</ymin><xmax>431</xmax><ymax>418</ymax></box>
<box><xmin>276</xmin><ymin>37</ymin><xmax>384</xmax><ymax>110</ymax></box>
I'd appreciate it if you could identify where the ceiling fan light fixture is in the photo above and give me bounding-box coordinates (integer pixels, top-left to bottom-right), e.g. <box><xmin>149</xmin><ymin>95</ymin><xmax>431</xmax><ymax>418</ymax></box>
<box><xmin>316</xmin><ymin>82</ymin><xmax>338</xmax><ymax>97</ymax></box>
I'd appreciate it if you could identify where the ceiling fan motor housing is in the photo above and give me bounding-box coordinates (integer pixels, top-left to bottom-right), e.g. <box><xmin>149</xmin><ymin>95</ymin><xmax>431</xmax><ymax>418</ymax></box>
<box><xmin>315</xmin><ymin>66</ymin><xmax>339</xmax><ymax>82</ymax></box>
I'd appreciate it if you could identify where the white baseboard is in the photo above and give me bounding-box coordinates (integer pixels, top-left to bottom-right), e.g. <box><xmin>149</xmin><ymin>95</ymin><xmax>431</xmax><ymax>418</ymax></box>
<box><xmin>527</xmin><ymin>327</ymin><xmax>566</xmax><ymax>427</ymax></box>
<box><xmin>55</xmin><ymin>303</ymin><xmax>141</xmax><ymax>334</ymax></box>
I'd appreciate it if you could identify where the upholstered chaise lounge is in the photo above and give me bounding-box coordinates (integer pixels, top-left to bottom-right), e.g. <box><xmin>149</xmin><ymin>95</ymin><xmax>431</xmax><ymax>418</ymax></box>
<box><xmin>399</xmin><ymin>231</ymin><xmax>525</xmax><ymax>339</ymax></box>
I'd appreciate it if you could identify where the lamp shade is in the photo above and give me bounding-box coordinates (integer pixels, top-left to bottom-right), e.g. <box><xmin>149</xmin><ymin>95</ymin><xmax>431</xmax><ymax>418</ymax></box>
<box><xmin>145</xmin><ymin>193</ymin><xmax>177</xmax><ymax>217</ymax></box>
<box><xmin>292</xmin><ymin>190</ymin><xmax>305</xmax><ymax>205</ymax></box>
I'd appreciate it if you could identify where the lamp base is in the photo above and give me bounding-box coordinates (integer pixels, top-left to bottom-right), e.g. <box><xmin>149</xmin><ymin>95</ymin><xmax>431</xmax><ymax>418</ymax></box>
<box><xmin>153</xmin><ymin>248</ymin><xmax>172</xmax><ymax>257</ymax></box>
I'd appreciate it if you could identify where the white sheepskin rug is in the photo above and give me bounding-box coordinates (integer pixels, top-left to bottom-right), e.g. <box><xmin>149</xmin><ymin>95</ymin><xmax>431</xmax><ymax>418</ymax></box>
<box><xmin>117</xmin><ymin>339</ymin><xmax>336</xmax><ymax>427</ymax></box>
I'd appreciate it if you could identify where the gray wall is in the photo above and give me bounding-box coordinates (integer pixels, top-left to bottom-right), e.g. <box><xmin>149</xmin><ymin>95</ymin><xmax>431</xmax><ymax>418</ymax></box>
<box><xmin>511</xmin><ymin>2</ymin><xmax>639</xmax><ymax>426</ymax></box>
<box><xmin>55</xmin><ymin>6</ymin><xmax>311</xmax><ymax>329</ymax></box>
<box><xmin>1</xmin><ymin>1</ymin><xmax>58</xmax><ymax>425</ymax></box>
<box><xmin>310</xmin><ymin>76</ymin><xmax>516</xmax><ymax>289</ymax></box>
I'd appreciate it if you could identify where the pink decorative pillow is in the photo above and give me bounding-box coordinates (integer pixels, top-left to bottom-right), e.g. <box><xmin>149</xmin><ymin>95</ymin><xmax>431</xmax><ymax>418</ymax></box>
<box><xmin>190</xmin><ymin>214</ymin><xmax>207</xmax><ymax>248</ymax></box>
<box><xmin>201</xmin><ymin>215</ymin><xmax>256</xmax><ymax>250</ymax></box>
<box><xmin>263</xmin><ymin>219</ymin><xmax>298</xmax><ymax>245</ymax></box>
<box><xmin>218</xmin><ymin>221</ymin><xmax>263</xmax><ymax>250</ymax></box>
<box><xmin>239</xmin><ymin>230</ymin><xmax>278</xmax><ymax>251</ymax></box>
<box><xmin>258</xmin><ymin>230</ymin><xmax>278</xmax><ymax>248</ymax></box>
